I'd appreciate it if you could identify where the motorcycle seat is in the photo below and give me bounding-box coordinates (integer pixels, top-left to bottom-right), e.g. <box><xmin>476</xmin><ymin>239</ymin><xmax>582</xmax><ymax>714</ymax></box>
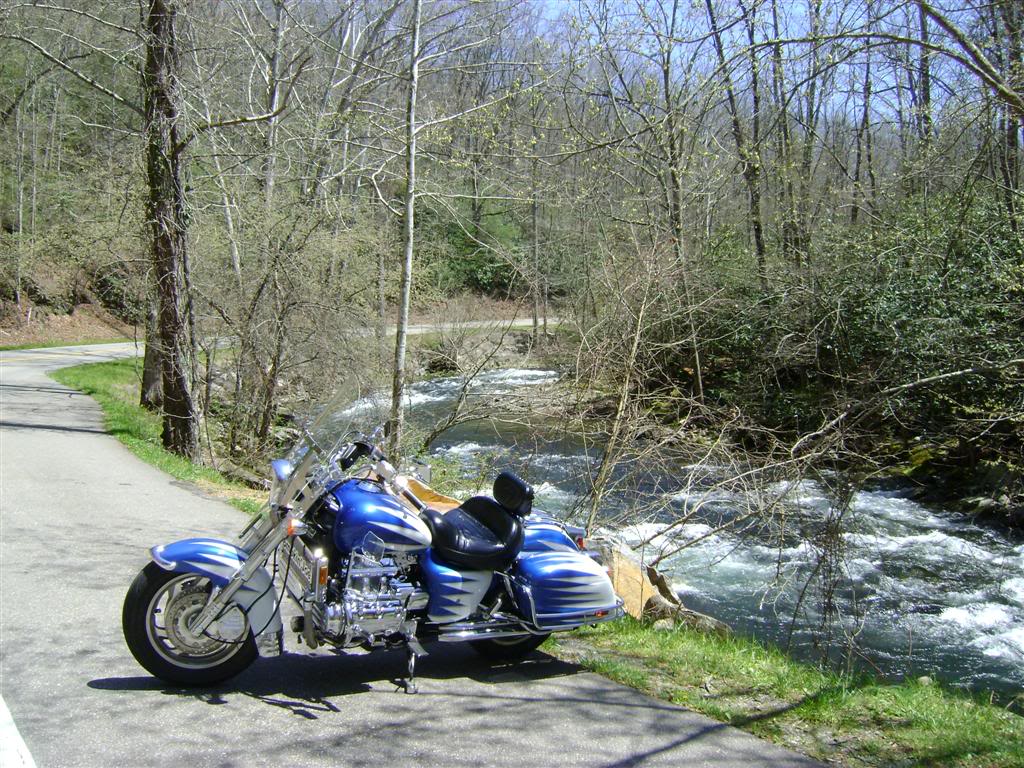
<box><xmin>421</xmin><ymin>497</ymin><xmax>524</xmax><ymax>572</ymax></box>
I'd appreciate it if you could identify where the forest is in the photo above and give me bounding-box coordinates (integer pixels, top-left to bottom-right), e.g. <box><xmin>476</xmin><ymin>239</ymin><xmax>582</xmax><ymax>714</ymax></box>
<box><xmin>1</xmin><ymin>0</ymin><xmax>1021</xmax><ymax>521</ymax></box>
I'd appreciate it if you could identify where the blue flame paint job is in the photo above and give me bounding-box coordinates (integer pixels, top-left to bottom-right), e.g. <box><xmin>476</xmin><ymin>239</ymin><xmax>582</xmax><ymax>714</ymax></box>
<box><xmin>152</xmin><ymin>538</ymin><xmax>245</xmax><ymax>585</ymax></box>
<box><xmin>331</xmin><ymin>479</ymin><xmax>432</xmax><ymax>554</ymax></box>
<box><xmin>420</xmin><ymin>549</ymin><xmax>492</xmax><ymax>623</ymax></box>
<box><xmin>511</xmin><ymin>551</ymin><xmax>620</xmax><ymax>630</ymax></box>
<box><xmin>522</xmin><ymin>517</ymin><xmax>578</xmax><ymax>553</ymax></box>
<box><xmin>149</xmin><ymin>538</ymin><xmax>282</xmax><ymax>645</ymax></box>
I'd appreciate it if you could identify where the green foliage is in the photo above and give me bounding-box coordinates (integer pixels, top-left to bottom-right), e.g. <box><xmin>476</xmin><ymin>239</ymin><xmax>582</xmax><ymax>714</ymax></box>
<box><xmin>417</xmin><ymin>199</ymin><xmax>523</xmax><ymax>295</ymax></box>
<box><xmin>648</xmin><ymin>192</ymin><xmax>1024</xmax><ymax>462</ymax></box>
<box><xmin>831</xmin><ymin>194</ymin><xmax>1022</xmax><ymax>375</ymax></box>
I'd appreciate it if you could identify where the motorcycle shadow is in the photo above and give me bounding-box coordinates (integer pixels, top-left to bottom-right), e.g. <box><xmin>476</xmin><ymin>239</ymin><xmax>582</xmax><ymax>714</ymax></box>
<box><xmin>89</xmin><ymin>643</ymin><xmax>579</xmax><ymax>715</ymax></box>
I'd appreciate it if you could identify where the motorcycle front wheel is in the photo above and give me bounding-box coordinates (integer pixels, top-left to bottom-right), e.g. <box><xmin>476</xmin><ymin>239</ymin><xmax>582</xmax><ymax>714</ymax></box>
<box><xmin>469</xmin><ymin>633</ymin><xmax>550</xmax><ymax>662</ymax></box>
<box><xmin>122</xmin><ymin>563</ymin><xmax>257</xmax><ymax>686</ymax></box>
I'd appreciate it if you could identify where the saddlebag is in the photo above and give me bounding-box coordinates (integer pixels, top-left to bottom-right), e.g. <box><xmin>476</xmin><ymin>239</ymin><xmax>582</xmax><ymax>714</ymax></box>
<box><xmin>510</xmin><ymin>551</ymin><xmax>622</xmax><ymax>631</ymax></box>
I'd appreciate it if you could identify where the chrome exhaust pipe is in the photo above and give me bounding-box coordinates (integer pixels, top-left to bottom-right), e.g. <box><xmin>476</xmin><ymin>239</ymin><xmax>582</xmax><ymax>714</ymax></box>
<box><xmin>437</xmin><ymin>627</ymin><xmax>534</xmax><ymax>642</ymax></box>
<box><xmin>436</xmin><ymin>615</ymin><xmax>547</xmax><ymax>642</ymax></box>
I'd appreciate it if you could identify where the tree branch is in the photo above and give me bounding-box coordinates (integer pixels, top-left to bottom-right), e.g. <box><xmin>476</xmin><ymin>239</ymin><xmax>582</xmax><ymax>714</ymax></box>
<box><xmin>2</xmin><ymin>33</ymin><xmax>143</xmax><ymax>116</ymax></box>
<box><xmin>791</xmin><ymin>359</ymin><xmax>1024</xmax><ymax>456</ymax></box>
<box><xmin>5</xmin><ymin>2</ymin><xmax>139</xmax><ymax>36</ymax></box>
<box><xmin>175</xmin><ymin>54</ymin><xmax>312</xmax><ymax>150</ymax></box>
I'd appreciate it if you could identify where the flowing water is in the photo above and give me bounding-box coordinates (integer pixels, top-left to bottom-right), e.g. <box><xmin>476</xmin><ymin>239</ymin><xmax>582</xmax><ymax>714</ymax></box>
<box><xmin>402</xmin><ymin>369</ymin><xmax>1024</xmax><ymax>696</ymax></box>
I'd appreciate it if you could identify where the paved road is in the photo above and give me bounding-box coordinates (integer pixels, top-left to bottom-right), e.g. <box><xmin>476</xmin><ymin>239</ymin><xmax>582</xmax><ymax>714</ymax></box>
<box><xmin>406</xmin><ymin>317</ymin><xmax>557</xmax><ymax>334</ymax></box>
<box><xmin>0</xmin><ymin>343</ymin><xmax>820</xmax><ymax>768</ymax></box>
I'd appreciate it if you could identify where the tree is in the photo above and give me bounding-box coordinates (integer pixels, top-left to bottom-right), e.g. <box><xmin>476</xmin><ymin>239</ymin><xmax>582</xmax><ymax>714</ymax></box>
<box><xmin>384</xmin><ymin>0</ymin><xmax>537</xmax><ymax>458</ymax></box>
<box><xmin>2</xmin><ymin>0</ymin><xmax>316</xmax><ymax>458</ymax></box>
<box><xmin>2</xmin><ymin>0</ymin><xmax>199</xmax><ymax>456</ymax></box>
<box><xmin>705</xmin><ymin>0</ymin><xmax>767</xmax><ymax>286</ymax></box>
<box><xmin>387</xmin><ymin>0</ymin><xmax>422</xmax><ymax>458</ymax></box>
<box><xmin>144</xmin><ymin>0</ymin><xmax>198</xmax><ymax>457</ymax></box>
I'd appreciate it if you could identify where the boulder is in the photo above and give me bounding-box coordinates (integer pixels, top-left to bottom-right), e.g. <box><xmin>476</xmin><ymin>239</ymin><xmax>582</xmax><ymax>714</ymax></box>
<box><xmin>642</xmin><ymin>593</ymin><xmax>681</xmax><ymax>622</ymax></box>
<box><xmin>590</xmin><ymin>533</ymin><xmax>731</xmax><ymax>636</ymax></box>
<box><xmin>642</xmin><ymin>593</ymin><xmax>731</xmax><ymax>637</ymax></box>
<box><xmin>588</xmin><ymin>535</ymin><xmax>658</xmax><ymax>619</ymax></box>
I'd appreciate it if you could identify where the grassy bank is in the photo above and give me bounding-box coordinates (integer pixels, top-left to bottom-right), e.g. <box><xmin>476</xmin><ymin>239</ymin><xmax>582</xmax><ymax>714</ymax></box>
<box><xmin>50</xmin><ymin>357</ymin><xmax>263</xmax><ymax>516</ymax></box>
<box><xmin>552</xmin><ymin>619</ymin><xmax>1024</xmax><ymax>767</ymax></box>
<box><xmin>50</xmin><ymin>356</ymin><xmax>1024</xmax><ymax>766</ymax></box>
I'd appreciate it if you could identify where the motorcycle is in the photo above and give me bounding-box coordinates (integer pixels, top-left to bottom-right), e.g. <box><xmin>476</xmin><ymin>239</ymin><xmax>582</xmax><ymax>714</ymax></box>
<box><xmin>121</xmin><ymin>390</ymin><xmax>624</xmax><ymax>691</ymax></box>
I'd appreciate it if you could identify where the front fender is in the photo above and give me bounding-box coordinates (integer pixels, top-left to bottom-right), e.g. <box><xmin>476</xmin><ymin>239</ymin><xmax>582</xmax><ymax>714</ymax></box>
<box><xmin>150</xmin><ymin>538</ymin><xmax>282</xmax><ymax>655</ymax></box>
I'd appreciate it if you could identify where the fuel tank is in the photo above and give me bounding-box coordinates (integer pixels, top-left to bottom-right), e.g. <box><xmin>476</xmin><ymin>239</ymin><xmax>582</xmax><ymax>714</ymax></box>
<box><xmin>330</xmin><ymin>478</ymin><xmax>432</xmax><ymax>554</ymax></box>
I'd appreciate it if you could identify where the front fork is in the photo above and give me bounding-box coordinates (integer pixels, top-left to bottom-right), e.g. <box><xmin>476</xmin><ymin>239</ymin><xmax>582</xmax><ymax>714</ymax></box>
<box><xmin>172</xmin><ymin>514</ymin><xmax>306</xmax><ymax>650</ymax></box>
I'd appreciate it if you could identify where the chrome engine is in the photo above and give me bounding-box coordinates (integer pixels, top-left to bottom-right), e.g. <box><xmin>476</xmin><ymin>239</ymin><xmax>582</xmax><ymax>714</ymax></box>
<box><xmin>315</xmin><ymin>552</ymin><xmax>429</xmax><ymax>647</ymax></box>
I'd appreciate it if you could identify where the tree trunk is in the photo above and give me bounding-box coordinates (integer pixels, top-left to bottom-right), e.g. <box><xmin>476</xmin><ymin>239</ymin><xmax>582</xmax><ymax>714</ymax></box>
<box><xmin>14</xmin><ymin>107</ymin><xmax>24</xmax><ymax>311</ymax></box>
<box><xmin>377</xmin><ymin>243</ymin><xmax>388</xmax><ymax>364</ymax></box>
<box><xmin>998</xmin><ymin>1</ymin><xmax>1022</xmax><ymax>231</ymax></box>
<box><xmin>531</xmin><ymin>134</ymin><xmax>541</xmax><ymax>349</ymax></box>
<box><xmin>796</xmin><ymin>0</ymin><xmax>823</xmax><ymax>262</ymax></box>
<box><xmin>144</xmin><ymin>0</ymin><xmax>198</xmax><ymax>459</ymax></box>
<box><xmin>740</xmin><ymin>0</ymin><xmax>767</xmax><ymax>287</ymax></box>
<box><xmin>917</xmin><ymin>2</ymin><xmax>933</xmax><ymax>146</ymax></box>
<box><xmin>388</xmin><ymin>0</ymin><xmax>422</xmax><ymax>460</ymax></box>
<box><xmin>263</xmin><ymin>0</ymin><xmax>285</xmax><ymax>210</ymax></box>
<box><xmin>771</xmin><ymin>0</ymin><xmax>799</xmax><ymax>266</ymax></box>
<box><xmin>852</xmin><ymin>57</ymin><xmax>872</xmax><ymax>227</ymax></box>
<box><xmin>706</xmin><ymin>0</ymin><xmax>767</xmax><ymax>291</ymax></box>
<box><xmin>140</xmin><ymin>302</ymin><xmax>164</xmax><ymax>410</ymax></box>
<box><xmin>212</xmin><ymin>153</ymin><xmax>243</xmax><ymax>290</ymax></box>
<box><xmin>257</xmin><ymin>309</ymin><xmax>286</xmax><ymax>445</ymax></box>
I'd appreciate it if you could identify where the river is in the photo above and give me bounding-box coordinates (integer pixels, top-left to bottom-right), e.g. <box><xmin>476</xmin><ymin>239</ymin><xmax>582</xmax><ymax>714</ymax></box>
<box><xmin>400</xmin><ymin>368</ymin><xmax>1024</xmax><ymax>696</ymax></box>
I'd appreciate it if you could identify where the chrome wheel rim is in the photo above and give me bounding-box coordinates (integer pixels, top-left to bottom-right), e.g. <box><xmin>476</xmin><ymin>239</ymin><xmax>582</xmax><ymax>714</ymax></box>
<box><xmin>145</xmin><ymin>574</ymin><xmax>248</xmax><ymax>670</ymax></box>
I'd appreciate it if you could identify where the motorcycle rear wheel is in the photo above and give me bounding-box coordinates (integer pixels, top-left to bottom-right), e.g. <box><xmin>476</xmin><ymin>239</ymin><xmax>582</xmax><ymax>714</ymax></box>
<box><xmin>469</xmin><ymin>633</ymin><xmax>550</xmax><ymax>662</ymax></box>
<box><xmin>122</xmin><ymin>563</ymin><xmax>257</xmax><ymax>686</ymax></box>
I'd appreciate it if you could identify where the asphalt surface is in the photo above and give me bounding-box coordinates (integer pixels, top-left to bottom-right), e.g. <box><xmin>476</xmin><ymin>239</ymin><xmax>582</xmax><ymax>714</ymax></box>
<box><xmin>0</xmin><ymin>343</ymin><xmax>821</xmax><ymax>768</ymax></box>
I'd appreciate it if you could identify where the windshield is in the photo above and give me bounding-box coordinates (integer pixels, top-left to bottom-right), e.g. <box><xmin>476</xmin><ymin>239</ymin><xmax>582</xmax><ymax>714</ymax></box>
<box><xmin>302</xmin><ymin>389</ymin><xmax>389</xmax><ymax>453</ymax></box>
<box><xmin>282</xmin><ymin>373</ymin><xmax>391</xmax><ymax>464</ymax></box>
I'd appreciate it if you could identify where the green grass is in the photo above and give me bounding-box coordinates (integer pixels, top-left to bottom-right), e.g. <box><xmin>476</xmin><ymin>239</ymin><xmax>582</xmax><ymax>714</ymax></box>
<box><xmin>50</xmin><ymin>358</ymin><xmax>263</xmax><ymax>515</ymax></box>
<box><xmin>1</xmin><ymin>337</ymin><xmax>131</xmax><ymax>351</ymax></box>
<box><xmin>552</xmin><ymin>618</ymin><xmax>1024</xmax><ymax>767</ymax></box>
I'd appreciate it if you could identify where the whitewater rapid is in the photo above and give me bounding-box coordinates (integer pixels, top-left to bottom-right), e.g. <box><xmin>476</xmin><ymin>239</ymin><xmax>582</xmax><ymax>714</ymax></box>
<box><xmin>412</xmin><ymin>369</ymin><xmax>1023</xmax><ymax>694</ymax></box>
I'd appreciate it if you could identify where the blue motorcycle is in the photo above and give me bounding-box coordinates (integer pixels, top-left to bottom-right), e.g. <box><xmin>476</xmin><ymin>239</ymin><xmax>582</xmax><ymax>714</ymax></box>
<box><xmin>122</xmin><ymin>396</ymin><xmax>623</xmax><ymax>691</ymax></box>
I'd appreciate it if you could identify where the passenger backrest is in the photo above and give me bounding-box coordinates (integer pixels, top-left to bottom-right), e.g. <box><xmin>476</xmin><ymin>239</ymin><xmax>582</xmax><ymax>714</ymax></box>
<box><xmin>493</xmin><ymin>471</ymin><xmax>534</xmax><ymax>517</ymax></box>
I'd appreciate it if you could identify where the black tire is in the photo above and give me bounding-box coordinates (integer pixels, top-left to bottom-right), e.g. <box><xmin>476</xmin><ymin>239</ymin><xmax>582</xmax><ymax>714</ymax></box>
<box><xmin>122</xmin><ymin>562</ymin><xmax>258</xmax><ymax>686</ymax></box>
<box><xmin>469</xmin><ymin>633</ymin><xmax>551</xmax><ymax>662</ymax></box>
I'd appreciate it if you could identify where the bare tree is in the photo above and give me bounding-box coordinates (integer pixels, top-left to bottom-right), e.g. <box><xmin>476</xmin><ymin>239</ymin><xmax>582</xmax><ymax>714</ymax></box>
<box><xmin>387</xmin><ymin>0</ymin><xmax>422</xmax><ymax>459</ymax></box>
<box><xmin>143</xmin><ymin>0</ymin><xmax>199</xmax><ymax>457</ymax></box>
<box><xmin>705</xmin><ymin>0</ymin><xmax>767</xmax><ymax>287</ymax></box>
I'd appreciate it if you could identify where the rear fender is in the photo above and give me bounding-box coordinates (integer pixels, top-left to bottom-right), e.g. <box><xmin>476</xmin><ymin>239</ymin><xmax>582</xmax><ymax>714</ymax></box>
<box><xmin>150</xmin><ymin>538</ymin><xmax>282</xmax><ymax>656</ymax></box>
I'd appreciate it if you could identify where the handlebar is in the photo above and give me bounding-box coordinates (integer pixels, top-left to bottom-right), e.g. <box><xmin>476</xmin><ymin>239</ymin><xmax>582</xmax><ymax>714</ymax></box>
<box><xmin>287</xmin><ymin>426</ymin><xmax>428</xmax><ymax>514</ymax></box>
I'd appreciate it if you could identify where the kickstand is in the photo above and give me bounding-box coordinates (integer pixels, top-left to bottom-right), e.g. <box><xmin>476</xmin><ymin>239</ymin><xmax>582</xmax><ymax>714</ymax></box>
<box><xmin>403</xmin><ymin>644</ymin><xmax>419</xmax><ymax>694</ymax></box>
